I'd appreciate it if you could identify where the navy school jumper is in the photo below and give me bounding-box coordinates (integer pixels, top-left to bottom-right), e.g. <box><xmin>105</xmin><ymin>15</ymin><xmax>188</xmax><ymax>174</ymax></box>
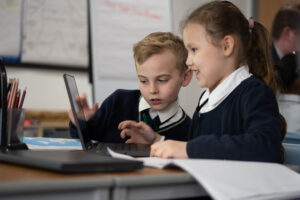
<box><xmin>187</xmin><ymin>76</ymin><xmax>283</xmax><ymax>162</ymax></box>
<box><xmin>69</xmin><ymin>89</ymin><xmax>191</xmax><ymax>143</ymax></box>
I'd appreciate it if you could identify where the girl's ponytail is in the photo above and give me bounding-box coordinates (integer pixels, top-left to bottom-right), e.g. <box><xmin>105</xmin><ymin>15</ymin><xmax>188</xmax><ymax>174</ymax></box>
<box><xmin>247</xmin><ymin>22</ymin><xmax>277</xmax><ymax>94</ymax></box>
<box><xmin>247</xmin><ymin>21</ymin><xmax>286</xmax><ymax>162</ymax></box>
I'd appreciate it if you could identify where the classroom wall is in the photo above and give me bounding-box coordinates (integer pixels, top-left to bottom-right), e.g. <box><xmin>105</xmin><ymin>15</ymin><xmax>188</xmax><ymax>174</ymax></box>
<box><xmin>5</xmin><ymin>0</ymin><xmax>254</xmax><ymax>115</ymax></box>
<box><xmin>6</xmin><ymin>67</ymin><xmax>92</xmax><ymax>111</ymax></box>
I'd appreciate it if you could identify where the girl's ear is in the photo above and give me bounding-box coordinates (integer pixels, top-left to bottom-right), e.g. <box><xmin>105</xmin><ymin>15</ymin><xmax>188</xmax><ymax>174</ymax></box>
<box><xmin>222</xmin><ymin>35</ymin><xmax>235</xmax><ymax>57</ymax></box>
<box><xmin>182</xmin><ymin>68</ymin><xmax>193</xmax><ymax>87</ymax></box>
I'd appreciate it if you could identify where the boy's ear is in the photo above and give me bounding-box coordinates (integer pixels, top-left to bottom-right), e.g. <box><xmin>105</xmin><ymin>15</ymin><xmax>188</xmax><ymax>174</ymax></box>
<box><xmin>222</xmin><ymin>35</ymin><xmax>235</xmax><ymax>57</ymax></box>
<box><xmin>182</xmin><ymin>68</ymin><xmax>193</xmax><ymax>87</ymax></box>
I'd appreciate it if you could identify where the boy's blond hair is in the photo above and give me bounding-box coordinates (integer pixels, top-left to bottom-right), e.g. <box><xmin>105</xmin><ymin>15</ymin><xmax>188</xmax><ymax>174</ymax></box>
<box><xmin>133</xmin><ymin>32</ymin><xmax>187</xmax><ymax>74</ymax></box>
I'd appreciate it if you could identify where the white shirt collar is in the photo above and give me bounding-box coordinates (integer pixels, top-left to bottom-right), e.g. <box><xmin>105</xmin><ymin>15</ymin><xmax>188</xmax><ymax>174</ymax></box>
<box><xmin>139</xmin><ymin>96</ymin><xmax>180</xmax><ymax>123</ymax></box>
<box><xmin>274</xmin><ymin>43</ymin><xmax>284</xmax><ymax>59</ymax></box>
<box><xmin>199</xmin><ymin>65</ymin><xmax>252</xmax><ymax>113</ymax></box>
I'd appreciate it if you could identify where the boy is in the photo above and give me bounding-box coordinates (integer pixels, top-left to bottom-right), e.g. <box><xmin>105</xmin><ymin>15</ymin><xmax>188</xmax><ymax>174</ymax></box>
<box><xmin>68</xmin><ymin>32</ymin><xmax>192</xmax><ymax>144</ymax></box>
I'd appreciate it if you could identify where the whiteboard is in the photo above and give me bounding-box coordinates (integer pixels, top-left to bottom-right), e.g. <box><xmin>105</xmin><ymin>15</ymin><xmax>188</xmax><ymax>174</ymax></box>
<box><xmin>21</xmin><ymin>0</ymin><xmax>89</xmax><ymax>68</ymax></box>
<box><xmin>90</xmin><ymin>0</ymin><xmax>172</xmax><ymax>103</ymax></box>
<box><xmin>0</xmin><ymin>0</ymin><xmax>22</xmax><ymax>57</ymax></box>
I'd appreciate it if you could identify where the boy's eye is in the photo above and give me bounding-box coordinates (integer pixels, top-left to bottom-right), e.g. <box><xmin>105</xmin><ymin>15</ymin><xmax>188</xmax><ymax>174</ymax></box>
<box><xmin>159</xmin><ymin>79</ymin><xmax>168</xmax><ymax>83</ymax></box>
<box><xmin>139</xmin><ymin>79</ymin><xmax>147</xmax><ymax>84</ymax></box>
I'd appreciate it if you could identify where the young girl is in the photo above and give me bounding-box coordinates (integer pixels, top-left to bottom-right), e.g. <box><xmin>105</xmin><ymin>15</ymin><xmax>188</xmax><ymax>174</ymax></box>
<box><xmin>122</xmin><ymin>1</ymin><xmax>286</xmax><ymax>162</ymax></box>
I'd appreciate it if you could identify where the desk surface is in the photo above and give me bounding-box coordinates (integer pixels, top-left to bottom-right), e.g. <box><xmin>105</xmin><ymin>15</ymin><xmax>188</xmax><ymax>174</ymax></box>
<box><xmin>0</xmin><ymin>162</ymin><xmax>206</xmax><ymax>200</ymax></box>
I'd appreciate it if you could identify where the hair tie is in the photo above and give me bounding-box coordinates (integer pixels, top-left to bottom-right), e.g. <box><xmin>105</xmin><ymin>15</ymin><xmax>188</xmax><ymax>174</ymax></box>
<box><xmin>248</xmin><ymin>17</ymin><xmax>254</xmax><ymax>33</ymax></box>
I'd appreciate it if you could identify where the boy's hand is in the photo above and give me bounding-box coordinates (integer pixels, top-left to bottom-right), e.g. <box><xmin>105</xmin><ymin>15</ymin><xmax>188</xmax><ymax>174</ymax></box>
<box><xmin>68</xmin><ymin>93</ymin><xmax>98</xmax><ymax>125</ymax></box>
<box><xmin>150</xmin><ymin>140</ymin><xmax>188</xmax><ymax>159</ymax></box>
<box><xmin>118</xmin><ymin>120</ymin><xmax>162</xmax><ymax>144</ymax></box>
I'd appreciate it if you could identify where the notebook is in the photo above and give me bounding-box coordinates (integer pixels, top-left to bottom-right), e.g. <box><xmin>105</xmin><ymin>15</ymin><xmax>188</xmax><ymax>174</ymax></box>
<box><xmin>0</xmin><ymin>61</ymin><xmax>143</xmax><ymax>173</ymax></box>
<box><xmin>63</xmin><ymin>74</ymin><xmax>150</xmax><ymax>157</ymax></box>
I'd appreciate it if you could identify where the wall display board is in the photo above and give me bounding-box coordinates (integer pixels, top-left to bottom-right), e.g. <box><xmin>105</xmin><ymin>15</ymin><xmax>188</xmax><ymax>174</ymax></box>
<box><xmin>90</xmin><ymin>0</ymin><xmax>172</xmax><ymax>103</ymax></box>
<box><xmin>0</xmin><ymin>0</ymin><xmax>22</xmax><ymax>58</ymax></box>
<box><xmin>0</xmin><ymin>0</ymin><xmax>89</xmax><ymax>69</ymax></box>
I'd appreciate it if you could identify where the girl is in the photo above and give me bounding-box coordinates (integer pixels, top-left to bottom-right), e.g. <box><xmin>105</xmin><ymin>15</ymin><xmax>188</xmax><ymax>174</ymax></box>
<box><xmin>150</xmin><ymin>1</ymin><xmax>286</xmax><ymax>162</ymax></box>
<box><xmin>122</xmin><ymin>1</ymin><xmax>286</xmax><ymax>162</ymax></box>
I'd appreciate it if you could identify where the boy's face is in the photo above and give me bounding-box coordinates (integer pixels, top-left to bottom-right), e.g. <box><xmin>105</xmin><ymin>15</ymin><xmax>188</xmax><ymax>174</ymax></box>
<box><xmin>137</xmin><ymin>50</ymin><xmax>184</xmax><ymax>111</ymax></box>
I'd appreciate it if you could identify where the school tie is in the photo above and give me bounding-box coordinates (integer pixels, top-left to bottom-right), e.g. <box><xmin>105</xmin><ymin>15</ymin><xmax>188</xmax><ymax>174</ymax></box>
<box><xmin>142</xmin><ymin>110</ymin><xmax>161</xmax><ymax>131</ymax></box>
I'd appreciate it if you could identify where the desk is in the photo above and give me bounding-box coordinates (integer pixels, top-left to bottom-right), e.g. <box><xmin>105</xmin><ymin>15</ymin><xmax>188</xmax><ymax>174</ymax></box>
<box><xmin>0</xmin><ymin>162</ymin><xmax>207</xmax><ymax>200</ymax></box>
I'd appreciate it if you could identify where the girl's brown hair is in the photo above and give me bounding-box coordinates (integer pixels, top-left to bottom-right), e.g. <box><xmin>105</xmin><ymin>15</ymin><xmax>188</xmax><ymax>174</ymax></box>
<box><xmin>183</xmin><ymin>1</ymin><xmax>286</xmax><ymax>161</ymax></box>
<box><xmin>133</xmin><ymin>32</ymin><xmax>188</xmax><ymax>74</ymax></box>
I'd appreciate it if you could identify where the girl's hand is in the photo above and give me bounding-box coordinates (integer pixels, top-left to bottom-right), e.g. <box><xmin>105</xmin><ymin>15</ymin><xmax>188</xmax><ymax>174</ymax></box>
<box><xmin>119</xmin><ymin>120</ymin><xmax>162</xmax><ymax>144</ymax></box>
<box><xmin>150</xmin><ymin>140</ymin><xmax>188</xmax><ymax>158</ymax></box>
<box><xmin>68</xmin><ymin>93</ymin><xmax>98</xmax><ymax>125</ymax></box>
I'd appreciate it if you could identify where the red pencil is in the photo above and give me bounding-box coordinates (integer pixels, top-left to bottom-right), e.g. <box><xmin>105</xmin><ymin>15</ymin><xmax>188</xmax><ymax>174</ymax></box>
<box><xmin>14</xmin><ymin>89</ymin><xmax>21</xmax><ymax>108</ymax></box>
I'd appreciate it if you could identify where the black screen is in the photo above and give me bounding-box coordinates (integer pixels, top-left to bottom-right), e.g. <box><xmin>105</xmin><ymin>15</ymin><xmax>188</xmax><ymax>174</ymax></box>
<box><xmin>0</xmin><ymin>59</ymin><xmax>8</xmax><ymax>147</ymax></box>
<box><xmin>63</xmin><ymin>74</ymin><xmax>90</xmax><ymax>150</ymax></box>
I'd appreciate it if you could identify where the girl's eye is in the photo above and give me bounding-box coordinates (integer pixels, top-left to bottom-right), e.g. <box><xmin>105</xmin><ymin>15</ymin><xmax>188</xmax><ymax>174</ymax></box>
<box><xmin>191</xmin><ymin>48</ymin><xmax>197</xmax><ymax>53</ymax></box>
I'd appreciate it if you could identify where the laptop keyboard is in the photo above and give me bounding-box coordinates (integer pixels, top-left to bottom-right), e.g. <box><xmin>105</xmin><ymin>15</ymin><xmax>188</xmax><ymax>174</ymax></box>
<box><xmin>86</xmin><ymin>142</ymin><xmax>150</xmax><ymax>157</ymax></box>
<box><xmin>96</xmin><ymin>143</ymin><xmax>138</xmax><ymax>152</ymax></box>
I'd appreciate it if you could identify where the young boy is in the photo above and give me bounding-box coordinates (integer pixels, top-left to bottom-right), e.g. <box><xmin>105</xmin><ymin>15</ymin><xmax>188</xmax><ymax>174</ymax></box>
<box><xmin>68</xmin><ymin>32</ymin><xmax>193</xmax><ymax>144</ymax></box>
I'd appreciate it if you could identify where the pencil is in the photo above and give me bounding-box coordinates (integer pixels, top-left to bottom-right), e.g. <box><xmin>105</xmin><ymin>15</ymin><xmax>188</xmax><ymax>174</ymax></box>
<box><xmin>14</xmin><ymin>89</ymin><xmax>20</xmax><ymax>108</ymax></box>
<box><xmin>8</xmin><ymin>79</ymin><xmax>17</xmax><ymax>109</ymax></box>
<box><xmin>19</xmin><ymin>87</ymin><xmax>27</xmax><ymax>109</ymax></box>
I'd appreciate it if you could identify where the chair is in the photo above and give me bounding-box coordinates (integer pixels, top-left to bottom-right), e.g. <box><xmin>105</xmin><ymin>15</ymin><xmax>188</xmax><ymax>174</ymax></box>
<box><xmin>283</xmin><ymin>143</ymin><xmax>300</xmax><ymax>165</ymax></box>
<box><xmin>283</xmin><ymin>133</ymin><xmax>300</xmax><ymax>144</ymax></box>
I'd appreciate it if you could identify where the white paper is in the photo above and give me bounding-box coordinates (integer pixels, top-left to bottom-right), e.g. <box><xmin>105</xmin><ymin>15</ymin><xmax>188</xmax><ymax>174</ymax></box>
<box><xmin>107</xmin><ymin>147</ymin><xmax>171</xmax><ymax>169</ymax></box>
<box><xmin>108</xmin><ymin>148</ymin><xmax>300</xmax><ymax>200</ymax></box>
<box><xmin>173</xmin><ymin>159</ymin><xmax>300</xmax><ymax>200</ymax></box>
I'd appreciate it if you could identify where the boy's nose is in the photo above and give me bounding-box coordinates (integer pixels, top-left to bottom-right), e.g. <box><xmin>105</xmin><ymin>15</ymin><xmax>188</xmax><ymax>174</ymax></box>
<box><xmin>150</xmin><ymin>83</ymin><xmax>158</xmax><ymax>94</ymax></box>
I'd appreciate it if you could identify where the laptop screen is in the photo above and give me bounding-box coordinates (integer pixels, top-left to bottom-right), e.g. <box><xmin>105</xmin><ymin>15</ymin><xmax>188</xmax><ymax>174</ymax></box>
<box><xmin>63</xmin><ymin>74</ymin><xmax>91</xmax><ymax>150</ymax></box>
<box><xmin>0</xmin><ymin>60</ymin><xmax>8</xmax><ymax>147</ymax></box>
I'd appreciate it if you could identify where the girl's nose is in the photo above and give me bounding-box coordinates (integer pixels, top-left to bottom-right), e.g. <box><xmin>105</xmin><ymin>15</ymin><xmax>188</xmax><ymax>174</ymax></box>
<box><xmin>186</xmin><ymin>55</ymin><xmax>193</xmax><ymax>67</ymax></box>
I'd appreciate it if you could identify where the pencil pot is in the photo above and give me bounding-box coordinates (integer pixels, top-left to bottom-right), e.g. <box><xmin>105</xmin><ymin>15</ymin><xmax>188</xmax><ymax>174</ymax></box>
<box><xmin>6</xmin><ymin>108</ymin><xmax>28</xmax><ymax>150</ymax></box>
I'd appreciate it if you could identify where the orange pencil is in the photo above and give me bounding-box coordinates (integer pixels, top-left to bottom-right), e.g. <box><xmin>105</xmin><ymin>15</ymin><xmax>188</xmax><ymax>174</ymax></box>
<box><xmin>7</xmin><ymin>79</ymin><xmax>15</xmax><ymax>109</ymax></box>
<box><xmin>8</xmin><ymin>79</ymin><xmax>19</xmax><ymax>109</ymax></box>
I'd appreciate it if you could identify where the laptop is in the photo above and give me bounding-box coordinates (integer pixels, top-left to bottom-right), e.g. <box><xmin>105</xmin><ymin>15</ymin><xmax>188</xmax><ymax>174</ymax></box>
<box><xmin>0</xmin><ymin>61</ymin><xmax>143</xmax><ymax>173</ymax></box>
<box><xmin>63</xmin><ymin>73</ymin><xmax>150</xmax><ymax>157</ymax></box>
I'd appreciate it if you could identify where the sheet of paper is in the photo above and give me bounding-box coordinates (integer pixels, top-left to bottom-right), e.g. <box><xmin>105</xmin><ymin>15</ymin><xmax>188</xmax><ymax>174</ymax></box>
<box><xmin>173</xmin><ymin>159</ymin><xmax>300</xmax><ymax>200</ymax></box>
<box><xmin>107</xmin><ymin>147</ymin><xmax>171</xmax><ymax>169</ymax></box>
<box><xmin>108</xmin><ymin>148</ymin><xmax>300</xmax><ymax>200</ymax></box>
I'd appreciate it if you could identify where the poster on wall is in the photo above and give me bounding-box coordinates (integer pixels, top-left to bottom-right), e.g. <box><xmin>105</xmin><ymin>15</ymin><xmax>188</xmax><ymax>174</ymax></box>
<box><xmin>21</xmin><ymin>0</ymin><xmax>89</xmax><ymax>68</ymax></box>
<box><xmin>0</xmin><ymin>0</ymin><xmax>22</xmax><ymax>59</ymax></box>
<box><xmin>91</xmin><ymin>0</ymin><xmax>172</xmax><ymax>79</ymax></box>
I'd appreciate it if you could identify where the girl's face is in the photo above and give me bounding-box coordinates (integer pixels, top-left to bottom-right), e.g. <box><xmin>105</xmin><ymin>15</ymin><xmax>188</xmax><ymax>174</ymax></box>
<box><xmin>183</xmin><ymin>23</ymin><xmax>233</xmax><ymax>92</ymax></box>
